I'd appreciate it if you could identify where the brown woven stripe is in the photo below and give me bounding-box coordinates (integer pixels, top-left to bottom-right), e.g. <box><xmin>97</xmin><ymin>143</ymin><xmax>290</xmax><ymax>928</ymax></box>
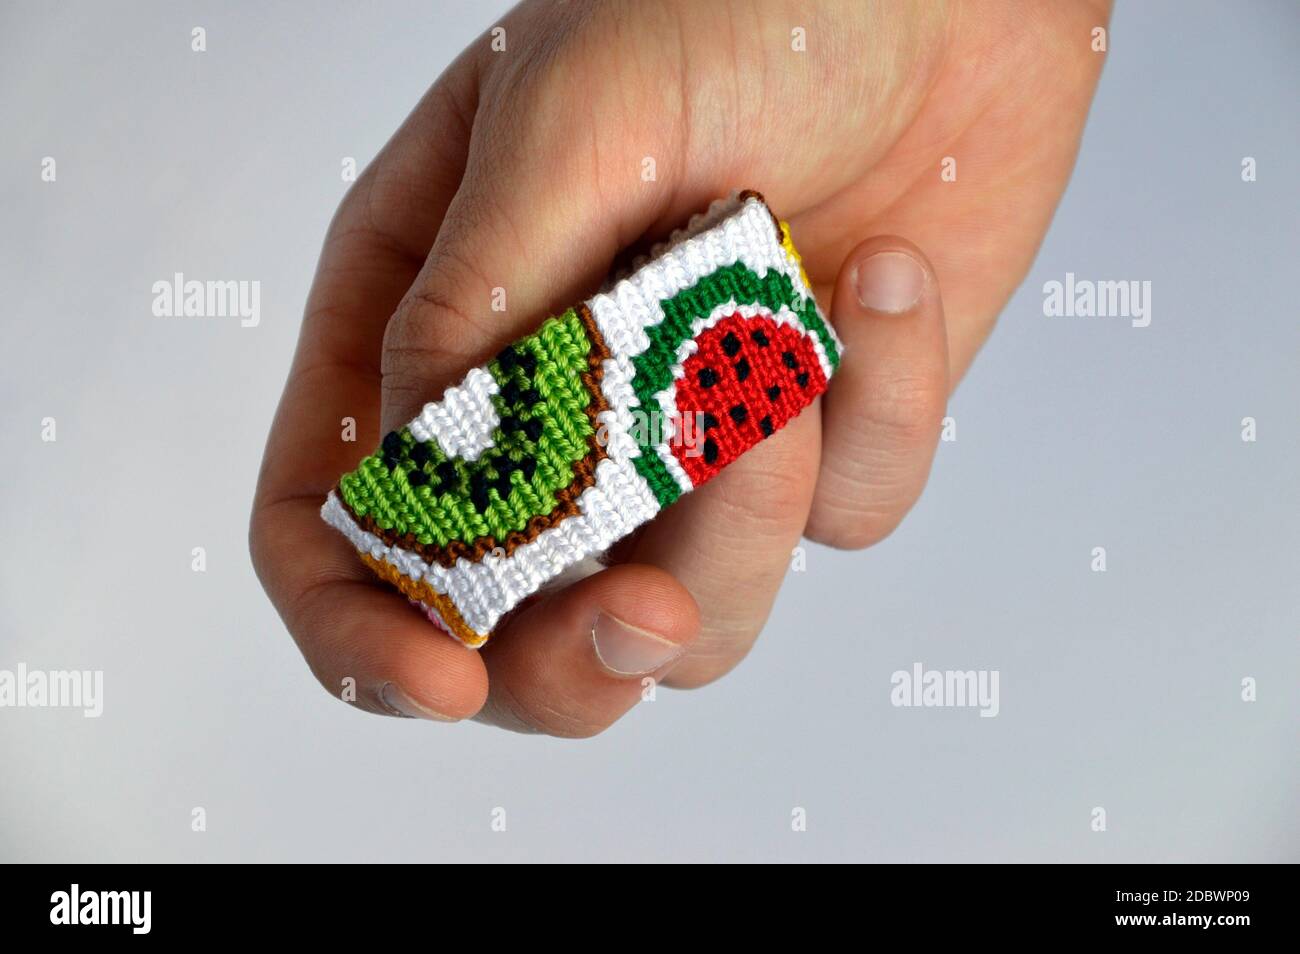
<box><xmin>345</xmin><ymin>303</ymin><xmax>612</xmax><ymax>569</ymax></box>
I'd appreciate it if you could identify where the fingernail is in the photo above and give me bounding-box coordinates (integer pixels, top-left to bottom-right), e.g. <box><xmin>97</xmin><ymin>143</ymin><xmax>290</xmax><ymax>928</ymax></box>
<box><xmin>379</xmin><ymin>682</ymin><xmax>458</xmax><ymax>721</ymax></box>
<box><xmin>592</xmin><ymin>613</ymin><xmax>684</xmax><ymax>677</ymax></box>
<box><xmin>854</xmin><ymin>250</ymin><xmax>927</xmax><ymax>314</ymax></box>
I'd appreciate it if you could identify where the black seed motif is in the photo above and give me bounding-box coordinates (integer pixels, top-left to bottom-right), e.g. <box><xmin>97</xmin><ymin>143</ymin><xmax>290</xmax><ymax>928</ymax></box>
<box><xmin>522</xmin><ymin>418</ymin><xmax>543</xmax><ymax>441</ymax></box>
<box><xmin>517</xmin><ymin>350</ymin><xmax>537</xmax><ymax>374</ymax></box>
<box><xmin>501</xmin><ymin>414</ymin><xmax>521</xmax><ymax>434</ymax></box>
<box><xmin>751</xmin><ymin>329</ymin><xmax>770</xmax><ymax>347</ymax></box>
<box><xmin>384</xmin><ymin>456</ymin><xmax>402</xmax><ymax>473</ymax></box>
<box><xmin>721</xmin><ymin>331</ymin><xmax>742</xmax><ymax>357</ymax></box>
<box><xmin>782</xmin><ymin>351</ymin><xmax>798</xmax><ymax>369</ymax></box>
<box><xmin>520</xmin><ymin>457</ymin><xmax>537</xmax><ymax>480</ymax></box>
<box><xmin>470</xmin><ymin>474</ymin><xmax>491</xmax><ymax>512</ymax></box>
<box><xmin>702</xmin><ymin>412</ymin><xmax>720</xmax><ymax>430</ymax></box>
<box><xmin>729</xmin><ymin>404</ymin><xmax>748</xmax><ymax>425</ymax></box>
<box><xmin>496</xmin><ymin>347</ymin><xmax>517</xmax><ymax>370</ymax></box>
<box><xmin>698</xmin><ymin>367</ymin><xmax>719</xmax><ymax>388</ymax></box>
<box><xmin>797</xmin><ymin>371</ymin><xmax>810</xmax><ymax>389</ymax></box>
<box><xmin>734</xmin><ymin>358</ymin><xmax>751</xmax><ymax>382</ymax></box>
<box><xmin>502</xmin><ymin>381</ymin><xmax>521</xmax><ymax>404</ymax></box>
<box><xmin>407</xmin><ymin>469</ymin><xmax>429</xmax><ymax>487</ymax></box>
<box><xmin>382</xmin><ymin>431</ymin><xmax>402</xmax><ymax>454</ymax></box>
<box><xmin>703</xmin><ymin>438</ymin><xmax>719</xmax><ymax>465</ymax></box>
<box><xmin>760</xmin><ymin>415</ymin><xmax>774</xmax><ymax>437</ymax></box>
<box><xmin>436</xmin><ymin>461</ymin><xmax>457</xmax><ymax>484</ymax></box>
<box><xmin>494</xmin><ymin>473</ymin><xmax>514</xmax><ymax>499</ymax></box>
<box><xmin>409</xmin><ymin>442</ymin><xmax>431</xmax><ymax>464</ymax></box>
<box><xmin>766</xmin><ymin>385</ymin><xmax>782</xmax><ymax>402</ymax></box>
<box><xmin>521</xmin><ymin>388</ymin><xmax>542</xmax><ymax>406</ymax></box>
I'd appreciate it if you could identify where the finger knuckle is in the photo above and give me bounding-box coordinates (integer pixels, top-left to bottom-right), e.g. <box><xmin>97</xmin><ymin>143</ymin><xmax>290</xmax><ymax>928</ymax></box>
<box><xmin>808</xmin><ymin>498</ymin><xmax>908</xmax><ymax>550</ymax></box>
<box><xmin>382</xmin><ymin>263</ymin><xmax>497</xmax><ymax>394</ymax></box>
<box><xmin>704</xmin><ymin>439</ymin><xmax>819</xmax><ymax>544</ymax></box>
<box><xmin>859</xmin><ymin>371</ymin><xmax>947</xmax><ymax>447</ymax></box>
<box><xmin>713</xmin><ymin>470</ymin><xmax>809</xmax><ymax>538</ymax></box>
<box><xmin>488</xmin><ymin>684</ymin><xmax>611</xmax><ymax>739</ymax></box>
<box><xmin>387</xmin><ymin>253</ymin><xmax>487</xmax><ymax>344</ymax></box>
<box><xmin>661</xmin><ymin>652</ymin><xmax>749</xmax><ymax>690</ymax></box>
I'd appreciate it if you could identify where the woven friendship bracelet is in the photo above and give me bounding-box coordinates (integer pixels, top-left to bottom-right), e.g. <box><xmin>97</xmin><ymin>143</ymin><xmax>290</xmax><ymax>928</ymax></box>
<box><xmin>321</xmin><ymin>190</ymin><xmax>842</xmax><ymax>647</ymax></box>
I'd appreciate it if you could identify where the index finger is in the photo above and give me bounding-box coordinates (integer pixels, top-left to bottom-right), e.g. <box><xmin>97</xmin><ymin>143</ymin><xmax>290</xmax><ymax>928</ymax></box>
<box><xmin>250</xmin><ymin>52</ymin><xmax>490</xmax><ymax>719</ymax></box>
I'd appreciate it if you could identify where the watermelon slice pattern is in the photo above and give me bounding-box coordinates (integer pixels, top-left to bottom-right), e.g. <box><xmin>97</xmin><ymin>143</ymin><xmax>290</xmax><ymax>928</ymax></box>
<box><xmin>321</xmin><ymin>192</ymin><xmax>840</xmax><ymax>646</ymax></box>
<box><xmin>670</xmin><ymin>312</ymin><xmax>827</xmax><ymax>486</ymax></box>
<box><xmin>627</xmin><ymin>258</ymin><xmax>839</xmax><ymax>506</ymax></box>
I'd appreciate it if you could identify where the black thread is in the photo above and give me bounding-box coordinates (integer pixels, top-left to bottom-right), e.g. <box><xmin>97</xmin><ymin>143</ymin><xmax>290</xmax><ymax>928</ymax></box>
<box><xmin>470</xmin><ymin>474</ymin><xmax>491</xmax><ymax>512</ymax></box>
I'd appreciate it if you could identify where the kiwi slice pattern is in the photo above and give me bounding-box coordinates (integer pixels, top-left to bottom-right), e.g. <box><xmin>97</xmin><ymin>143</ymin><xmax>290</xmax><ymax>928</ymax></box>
<box><xmin>322</xmin><ymin>192</ymin><xmax>841</xmax><ymax>646</ymax></box>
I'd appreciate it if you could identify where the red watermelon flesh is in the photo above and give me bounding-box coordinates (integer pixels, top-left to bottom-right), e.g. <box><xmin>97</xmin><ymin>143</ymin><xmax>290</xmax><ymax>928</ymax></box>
<box><xmin>671</xmin><ymin>312</ymin><xmax>828</xmax><ymax>487</ymax></box>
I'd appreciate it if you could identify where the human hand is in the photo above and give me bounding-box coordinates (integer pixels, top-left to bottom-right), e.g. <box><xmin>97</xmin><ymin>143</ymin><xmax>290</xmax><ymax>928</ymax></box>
<box><xmin>250</xmin><ymin>0</ymin><xmax>1109</xmax><ymax>733</ymax></box>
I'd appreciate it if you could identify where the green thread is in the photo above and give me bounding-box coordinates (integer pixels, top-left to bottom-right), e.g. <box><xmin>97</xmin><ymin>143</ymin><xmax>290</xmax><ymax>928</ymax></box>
<box><xmin>629</xmin><ymin>262</ymin><xmax>838</xmax><ymax>506</ymax></box>
<box><xmin>338</xmin><ymin>262</ymin><xmax>837</xmax><ymax>540</ymax></box>
<box><xmin>338</xmin><ymin>308</ymin><xmax>595</xmax><ymax>547</ymax></box>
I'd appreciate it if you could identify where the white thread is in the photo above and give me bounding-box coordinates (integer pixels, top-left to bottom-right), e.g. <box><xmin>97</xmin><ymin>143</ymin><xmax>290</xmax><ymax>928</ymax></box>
<box><xmin>588</xmin><ymin>198</ymin><xmax>807</xmax><ymax>359</ymax></box>
<box><xmin>323</xmin><ymin>195</ymin><xmax>837</xmax><ymax>646</ymax></box>
<box><xmin>408</xmin><ymin>366</ymin><xmax>500</xmax><ymax>460</ymax></box>
<box><xmin>322</xmin><ymin>450</ymin><xmax>660</xmax><ymax>640</ymax></box>
<box><xmin>648</xmin><ymin>301</ymin><xmax>832</xmax><ymax>487</ymax></box>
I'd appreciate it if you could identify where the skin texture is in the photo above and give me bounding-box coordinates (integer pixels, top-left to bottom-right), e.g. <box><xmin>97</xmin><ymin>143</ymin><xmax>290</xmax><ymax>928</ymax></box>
<box><xmin>250</xmin><ymin>0</ymin><xmax>1111</xmax><ymax>735</ymax></box>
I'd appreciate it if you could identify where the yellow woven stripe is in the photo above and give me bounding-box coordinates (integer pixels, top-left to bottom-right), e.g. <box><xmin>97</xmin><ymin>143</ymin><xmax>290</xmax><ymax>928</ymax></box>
<box><xmin>779</xmin><ymin>220</ymin><xmax>813</xmax><ymax>290</ymax></box>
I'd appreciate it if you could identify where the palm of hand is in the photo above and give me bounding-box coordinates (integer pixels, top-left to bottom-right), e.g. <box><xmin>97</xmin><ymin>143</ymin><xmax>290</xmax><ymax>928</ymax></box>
<box><xmin>251</xmin><ymin>0</ymin><xmax>1109</xmax><ymax>731</ymax></box>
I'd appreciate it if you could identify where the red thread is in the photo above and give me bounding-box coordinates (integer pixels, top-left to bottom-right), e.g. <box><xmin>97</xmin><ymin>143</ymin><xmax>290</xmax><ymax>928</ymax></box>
<box><xmin>671</xmin><ymin>313</ymin><xmax>827</xmax><ymax>486</ymax></box>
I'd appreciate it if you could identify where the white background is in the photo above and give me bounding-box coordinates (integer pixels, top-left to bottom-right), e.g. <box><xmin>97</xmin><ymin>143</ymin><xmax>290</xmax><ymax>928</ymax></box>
<box><xmin>1</xmin><ymin>0</ymin><xmax>1296</xmax><ymax>861</ymax></box>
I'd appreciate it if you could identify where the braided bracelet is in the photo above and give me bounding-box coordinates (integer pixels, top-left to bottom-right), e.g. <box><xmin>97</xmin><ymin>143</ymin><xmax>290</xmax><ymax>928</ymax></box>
<box><xmin>321</xmin><ymin>190</ymin><xmax>842</xmax><ymax>647</ymax></box>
